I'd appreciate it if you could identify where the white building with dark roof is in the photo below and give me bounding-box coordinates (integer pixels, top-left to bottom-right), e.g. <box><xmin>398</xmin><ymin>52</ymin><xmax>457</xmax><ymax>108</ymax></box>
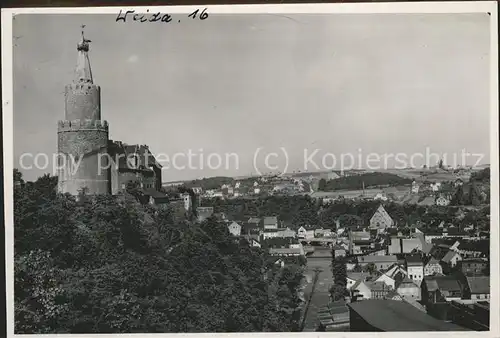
<box><xmin>358</xmin><ymin>255</ymin><xmax>398</xmax><ymax>271</ymax></box>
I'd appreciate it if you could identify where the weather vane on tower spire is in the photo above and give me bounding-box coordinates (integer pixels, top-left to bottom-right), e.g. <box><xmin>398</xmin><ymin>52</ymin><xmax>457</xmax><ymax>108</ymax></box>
<box><xmin>77</xmin><ymin>24</ymin><xmax>91</xmax><ymax>52</ymax></box>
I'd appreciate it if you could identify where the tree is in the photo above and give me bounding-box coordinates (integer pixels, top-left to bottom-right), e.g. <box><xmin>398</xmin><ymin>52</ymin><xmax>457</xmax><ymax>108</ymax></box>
<box><xmin>329</xmin><ymin>284</ymin><xmax>346</xmax><ymax>302</ymax></box>
<box><xmin>14</xmin><ymin>173</ymin><xmax>305</xmax><ymax>333</ymax></box>
<box><xmin>469</xmin><ymin>182</ymin><xmax>481</xmax><ymax>206</ymax></box>
<box><xmin>337</xmin><ymin>214</ymin><xmax>362</xmax><ymax>229</ymax></box>
<box><xmin>482</xmin><ymin>260</ymin><xmax>490</xmax><ymax>276</ymax></box>
<box><xmin>318</xmin><ymin>179</ymin><xmax>327</xmax><ymax>191</ymax></box>
<box><xmin>14</xmin><ymin>169</ymin><xmax>24</xmax><ymax>185</ymax></box>
<box><xmin>329</xmin><ymin>251</ymin><xmax>347</xmax><ymax>301</ymax></box>
<box><xmin>318</xmin><ymin>208</ymin><xmax>340</xmax><ymax>229</ymax></box>
<box><xmin>362</xmin><ymin>263</ymin><xmax>376</xmax><ymax>275</ymax></box>
<box><xmin>125</xmin><ymin>180</ymin><xmax>144</xmax><ymax>201</ymax></box>
<box><xmin>451</xmin><ymin>185</ymin><xmax>465</xmax><ymax>206</ymax></box>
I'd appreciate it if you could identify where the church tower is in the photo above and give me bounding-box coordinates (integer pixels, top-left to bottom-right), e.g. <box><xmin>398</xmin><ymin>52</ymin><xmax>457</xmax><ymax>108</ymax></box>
<box><xmin>57</xmin><ymin>26</ymin><xmax>110</xmax><ymax>195</ymax></box>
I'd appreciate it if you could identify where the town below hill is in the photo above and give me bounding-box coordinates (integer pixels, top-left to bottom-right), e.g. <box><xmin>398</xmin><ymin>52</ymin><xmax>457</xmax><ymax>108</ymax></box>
<box><xmin>13</xmin><ymin>164</ymin><xmax>491</xmax><ymax>333</ymax></box>
<box><xmin>163</xmin><ymin>167</ymin><xmax>490</xmax><ymax>209</ymax></box>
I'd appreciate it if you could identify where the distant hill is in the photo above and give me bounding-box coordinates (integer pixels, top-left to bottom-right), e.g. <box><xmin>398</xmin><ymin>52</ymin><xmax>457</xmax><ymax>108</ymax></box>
<box><xmin>320</xmin><ymin>172</ymin><xmax>412</xmax><ymax>192</ymax></box>
<box><xmin>183</xmin><ymin>176</ymin><xmax>235</xmax><ymax>190</ymax></box>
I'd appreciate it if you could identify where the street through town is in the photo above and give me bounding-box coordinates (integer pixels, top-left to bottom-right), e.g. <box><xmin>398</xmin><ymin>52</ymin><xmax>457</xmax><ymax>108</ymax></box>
<box><xmin>301</xmin><ymin>249</ymin><xmax>333</xmax><ymax>331</ymax></box>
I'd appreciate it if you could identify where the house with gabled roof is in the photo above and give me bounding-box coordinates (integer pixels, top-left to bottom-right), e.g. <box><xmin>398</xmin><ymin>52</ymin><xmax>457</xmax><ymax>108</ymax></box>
<box><xmin>369</xmin><ymin>205</ymin><xmax>395</xmax><ymax>233</ymax></box>
<box><xmin>375</xmin><ymin>265</ymin><xmax>407</xmax><ymax>289</ymax></box>
<box><xmin>406</xmin><ymin>255</ymin><xmax>424</xmax><ymax>286</ymax></box>
<box><xmin>249</xmin><ymin>238</ymin><xmax>261</xmax><ymax>248</ymax></box>
<box><xmin>263</xmin><ymin>216</ymin><xmax>279</xmax><ymax>229</ymax></box>
<box><xmin>462</xmin><ymin>276</ymin><xmax>490</xmax><ymax>301</ymax></box>
<box><xmin>369</xmin><ymin>281</ymin><xmax>393</xmax><ymax>299</ymax></box>
<box><xmin>351</xmin><ymin>280</ymin><xmax>372</xmax><ymax>300</ymax></box>
<box><xmin>276</xmin><ymin>228</ymin><xmax>296</xmax><ymax>238</ymax></box>
<box><xmin>383</xmin><ymin>263</ymin><xmax>409</xmax><ymax>279</ymax></box>
<box><xmin>418</xmin><ymin>196</ymin><xmax>436</xmax><ymax>206</ymax></box>
<box><xmin>397</xmin><ymin>276</ymin><xmax>421</xmax><ymax>300</ymax></box>
<box><xmin>424</xmin><ymin>257</ymin><xmax>443</xmax><ymax>276</ymax></box>
<box><xmin>347</xmin><ymin>299</ymin><xmax>467</xmax><ymax>332</ymax></box>
<box><xmin>421</xmin><ymin>275</ymin><xmax>462</xmax><ymax>318</ymax></box>
<box><xmin>442</xmin><ymin>250</ymin><xmax>463</xmax><ymax>267</ymax></box>
<box><xmin>347</xmin><ymin>272</ymin><xmax>371</xmax><ymax>290</ymax></box>
<box><xmin>228</xmin><ymin>221</ymin><xmax>242</xmax><ymax>237</ymax></box>
<box><xmin>297</xmin><ymin>226</ymin><xmax>314</xmax><ymax>239</ymax></box>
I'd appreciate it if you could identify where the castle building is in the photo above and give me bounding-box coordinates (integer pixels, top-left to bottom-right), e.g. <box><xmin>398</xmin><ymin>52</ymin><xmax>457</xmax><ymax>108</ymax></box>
<box><xmin>57</xmin><ymin>28</ymin><xmax>163</xmax><ymax>196</ymax></box>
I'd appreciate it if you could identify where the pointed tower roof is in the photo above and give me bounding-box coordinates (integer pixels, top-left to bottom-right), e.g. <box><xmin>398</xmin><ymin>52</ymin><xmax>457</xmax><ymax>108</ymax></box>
<box><xmin>74</xmin><ymin>25</ymin><xmax>93</xmax><ymax>84</ymax></box>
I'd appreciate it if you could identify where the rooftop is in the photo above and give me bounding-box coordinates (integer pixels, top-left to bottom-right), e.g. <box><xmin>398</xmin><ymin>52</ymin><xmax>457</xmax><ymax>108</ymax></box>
<box><xmin>359</xmin><ymin>255</ymin><xmax>398</xmax><ymax>263</ymax></box>
<box><xmin>348</xmin><ymin>299</ymin><xmax>468</xmax><ymax>331</ymax></box>
<box><xmin>466</xmin><ymin>276</ymin><xmax>490</xmax><ymax>295</ymax></box>
<box><xmin>442</xmin><ymin>250</ymin><xmax>459</xmax><ymax>263</ymax></box>
<box><xmin>424</xmin><ymin>276</ymin><xmax>461</xmax><ymax>292</ymax></box>
<box><xmin>405</xmin><ymin>255</ymin><xmax>423</xmax><ymax>265</ymax></box>
<box><xmin>426</xmin><ymin>257</ymin><xmax>440</xmax><ymax>265</ymax></box>
<box><xmin>263</xmin><ymin>216</ymin><xmax>278</xmax><ymax>225</ymax></box>
<box><xmin>347</xmin><ymin>272</ymin><xmax>370</xmax><ymax>281</ymax></box>
<box><xmin>269</xmin><ymin>247</ymin><xmax>302</xmax><ymax>255</ymax></box>
<box><xmin>109</xmin><ymin>141</ymin><xmax>161</xmax><ymax>171</ymax></box>
<box><xmin>418</xmin><ymin>196</ymin><xmax>435</xmax><ymax>206</ymax></box>
<box><xmin>368</xmin><ymin>281</ymin><xmax>392</xmax><ymax>291</ymax></box>
<box><xmin>398</xmin><ymin>276</ymin><xmax>417</xmax><ymax>287</ymax></box>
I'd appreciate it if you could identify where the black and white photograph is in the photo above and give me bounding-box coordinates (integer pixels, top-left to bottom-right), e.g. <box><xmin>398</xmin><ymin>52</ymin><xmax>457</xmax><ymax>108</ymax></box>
<box><xmin>2</xmin><ymin>2</ymin><xmax>499</xmax><ymax>335</ymax></box>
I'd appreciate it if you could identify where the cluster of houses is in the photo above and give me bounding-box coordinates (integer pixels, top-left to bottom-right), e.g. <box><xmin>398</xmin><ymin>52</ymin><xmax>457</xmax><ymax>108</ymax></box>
<box><xmin>332</xmin><ymin>211</ymin><xmax>489</xmax><ymax>330</ymax></box>
<box><xmin>215</xmin><ymin>203</ymin><xmax>490</xmax><ymax>332</ymax></box>
<box><xmin>164</xmin><ymin>170</ymin><xmax>370</xmax><ymax>202</ymax></box>
<box><xmin>181</xmin><ymin>176</ymin><xmax>313</xmax><ymax>200</ymax></box>
<box><xmin>318</xmin><ymin>178</ymin><xmax>468</xmax><ymax>207</ymax></box>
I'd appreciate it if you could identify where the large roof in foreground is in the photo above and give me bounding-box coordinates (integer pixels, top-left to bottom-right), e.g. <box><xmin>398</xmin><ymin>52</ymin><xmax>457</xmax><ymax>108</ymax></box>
<box><xmin>348</xmin><ymin>299</ymin><xmax>468</xmax><ymax>331</ymax></box>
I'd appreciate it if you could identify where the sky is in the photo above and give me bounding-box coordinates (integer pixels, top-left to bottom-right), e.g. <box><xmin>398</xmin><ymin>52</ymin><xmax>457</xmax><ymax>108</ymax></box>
<box><xmin>12</xmin><ymin>13</ymin><xmax>491</xmax><ymax>182</ymax></box>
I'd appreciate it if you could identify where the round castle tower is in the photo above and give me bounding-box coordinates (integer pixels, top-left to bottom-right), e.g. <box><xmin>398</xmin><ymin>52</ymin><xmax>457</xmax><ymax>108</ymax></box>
<box><xmin>57</xmin><ymin>28</ymin><xmax>110</xmax><ymax>195</ymax></box>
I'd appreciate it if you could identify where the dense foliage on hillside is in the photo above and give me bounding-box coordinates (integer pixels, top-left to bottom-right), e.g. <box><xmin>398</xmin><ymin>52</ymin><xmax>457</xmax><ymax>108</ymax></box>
<box><xmin>184</xmin><ymin>176</ymin><xmax>235</xmax><ymax>190</ymax></box>
<box><xmin>203</xmin><ymin>195</ymin><xmax>321</xmax><ymax>227</ymax></box>
<box><xmin>14</xmin><ymin>170</ymin><xmax>304</xmax><ymax>333</ymax></box>
<box><xmin>330</xmin><ymin>252</ymin><xmax>347</xmax><ymax>301</ymax></box>
<box><xmin>470</xmin><ymin>168</ymin><xmax>490</xmax><ymax>182</ymax></box>
<box><xmin>446</xmin><ymin>168</ymin><xmax>490</xmax><ymax>206</ymax></box>
<box><xmin>318</xmin><ymin>172</ymin><xmax>412</xmax><ymax>192</ymax></box>
<box><xmin>202</xmin><ymin>195</ymin><xmax>490</xmax><ymax>232</ymax></box>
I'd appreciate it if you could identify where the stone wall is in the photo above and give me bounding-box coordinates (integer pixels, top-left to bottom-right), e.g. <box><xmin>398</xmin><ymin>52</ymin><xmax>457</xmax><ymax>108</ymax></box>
<box><xmin>64</xmin><ymin>83</ymin><xmax>101</xmax><ymax>121</ymax></box>
<box><xmin>57</xmin><ymin>123</ymin><xmax>109</xmax><ymax>195</ymax></box>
